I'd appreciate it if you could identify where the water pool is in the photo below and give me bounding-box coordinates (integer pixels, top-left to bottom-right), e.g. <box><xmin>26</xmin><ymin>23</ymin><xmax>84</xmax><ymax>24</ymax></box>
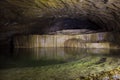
<box><xmin>0</xmin><ymin>48</ymin><xmax>120</xmax><ymax>80</ymax></box>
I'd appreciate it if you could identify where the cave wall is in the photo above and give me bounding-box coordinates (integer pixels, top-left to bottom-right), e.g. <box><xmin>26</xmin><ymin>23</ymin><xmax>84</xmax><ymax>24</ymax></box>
<box><xmin>14</xmin><ymin>32</ymin><xmax>120</xmax><ymax>48</ymax></box>
<box><xmin>0</xmin><ymin>0</ymin><xmax>120</xmax><ymax>48</ymax></box>
<box><xmin>0</xmin><ymin>0</ymin><xmax>120</xmax><ymax>31</ymax></box>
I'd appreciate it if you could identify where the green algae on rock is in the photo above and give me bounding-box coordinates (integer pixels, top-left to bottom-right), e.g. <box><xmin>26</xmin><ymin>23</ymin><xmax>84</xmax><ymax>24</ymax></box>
<box><xmin>0</xmin><ymin>50</ymin><xmax>120</xmax><ymax>80</ymax></box>
<box><xmin>83</xmin><ymin>67</ymin><xmax>120</xmax><ymax>80</ymax></box>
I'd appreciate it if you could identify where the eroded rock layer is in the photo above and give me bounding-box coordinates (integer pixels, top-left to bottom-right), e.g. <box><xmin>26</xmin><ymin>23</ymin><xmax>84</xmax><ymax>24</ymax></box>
<box><xmin>14</xmin><ymin>31</ymin><xmax>120</xmax><ymax>48</ymax></box>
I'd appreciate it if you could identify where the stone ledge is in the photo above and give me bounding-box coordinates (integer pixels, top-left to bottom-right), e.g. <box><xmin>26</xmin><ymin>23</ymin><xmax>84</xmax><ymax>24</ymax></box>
<box><xmin>13</xmin><ymin>32</ymin><xmax>120</xmax><ymax>48</ymax></box>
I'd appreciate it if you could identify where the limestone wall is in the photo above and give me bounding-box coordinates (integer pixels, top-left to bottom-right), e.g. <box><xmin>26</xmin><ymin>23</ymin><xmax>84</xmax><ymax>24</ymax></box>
<box><xmin>14</xmin><ymin>32</ymin><xmax>120</xmax><ymax>48</ymax></box>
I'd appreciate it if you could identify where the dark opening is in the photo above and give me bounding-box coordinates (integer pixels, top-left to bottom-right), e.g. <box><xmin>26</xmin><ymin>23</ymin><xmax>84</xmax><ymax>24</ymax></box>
<box><xmin>49</xmin><ymin>18</ymin><xmax>102</xmax><ymax>32</ymax></box>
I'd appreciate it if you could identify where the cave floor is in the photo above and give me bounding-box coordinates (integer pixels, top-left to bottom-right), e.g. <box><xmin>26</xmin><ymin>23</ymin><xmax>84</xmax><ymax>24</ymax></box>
<box><xmin>0</xmin><ymin>48</ymin><xmax>120</xmax><ymax>80</ymax></box>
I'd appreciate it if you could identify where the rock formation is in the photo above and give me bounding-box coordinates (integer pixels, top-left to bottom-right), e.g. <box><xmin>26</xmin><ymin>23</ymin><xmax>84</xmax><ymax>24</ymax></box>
<box><xmin>0</xmin><ymin>0</ymin><xmax>120</xmax><ymax>31</ymax></box>
<box><xmin>13</xmin><ymin>30</ymin><xmax>120</xmax><ymax>48</ymax></box>
<box><xmin>0</xmin><ymin>0</ymin><xmax>120</xmax><ymax>47</ymax></box>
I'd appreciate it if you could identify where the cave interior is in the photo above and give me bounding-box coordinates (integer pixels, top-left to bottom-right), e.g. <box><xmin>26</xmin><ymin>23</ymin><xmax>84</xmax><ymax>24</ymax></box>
<box><xmin>0</xmin><ymin>0</ymin><xmax>120</xmax><ymax>80</ymax></box>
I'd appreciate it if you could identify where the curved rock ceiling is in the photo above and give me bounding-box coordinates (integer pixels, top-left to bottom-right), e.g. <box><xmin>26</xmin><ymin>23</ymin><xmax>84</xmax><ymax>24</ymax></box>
<box><xmin>0</xmin><ymin>0</ymin><xmax>120</xmax><ymax>34</ymax></box>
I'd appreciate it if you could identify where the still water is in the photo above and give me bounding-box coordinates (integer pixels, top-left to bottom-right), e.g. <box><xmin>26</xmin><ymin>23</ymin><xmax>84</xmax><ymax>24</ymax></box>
<box><xmin>0</xmin><ymin>48</ymin><xmax>120</xmax><ymax>80</ymax></box>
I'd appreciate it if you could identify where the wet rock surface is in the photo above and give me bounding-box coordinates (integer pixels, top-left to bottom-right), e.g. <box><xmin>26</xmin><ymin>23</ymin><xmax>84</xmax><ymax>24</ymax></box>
<box><xmin>14</xmin><ymin>31</ymin><xmax>120</xmax><ymax>48</ymax></box>
<box><xmin>81</xmin><ymin>67</ymin><xmax>120</xmax><ymax>80</ymax></box>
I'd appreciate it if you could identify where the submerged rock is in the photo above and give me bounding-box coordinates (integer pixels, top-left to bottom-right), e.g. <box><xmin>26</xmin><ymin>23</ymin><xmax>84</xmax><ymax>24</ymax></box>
<box><xmin>83</xmin><ymin>67</ymin><xmax>120</xmax><ymax>80</ymax></box>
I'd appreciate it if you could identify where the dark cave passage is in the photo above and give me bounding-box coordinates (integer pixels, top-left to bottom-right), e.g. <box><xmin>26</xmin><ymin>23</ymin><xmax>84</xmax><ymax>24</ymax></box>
<box><xmin>48</xmin><ymin>18</ymin><xmax>102</xmax><ymax>32</ymax></box>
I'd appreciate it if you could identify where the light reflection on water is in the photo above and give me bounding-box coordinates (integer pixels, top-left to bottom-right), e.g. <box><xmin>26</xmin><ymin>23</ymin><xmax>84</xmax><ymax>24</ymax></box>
<box><xmin>0</xmin><ymin>48</ymin><xmax>120</xmax><ymax>69</ymax></box>
<box><xmin>13</xmin><ymin>48</ymin><xmax>110</xmax><ymax>61</ymax></box>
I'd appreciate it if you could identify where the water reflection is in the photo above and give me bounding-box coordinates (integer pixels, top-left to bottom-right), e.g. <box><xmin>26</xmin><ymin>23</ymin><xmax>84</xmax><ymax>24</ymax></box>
<box><xmin>14</xmin><ymin>48</ymin><xmax>89</xmax><ymax>60</ymax></box>
<box><xmin>0</xmin><ymin>48</ymin><xmax>120</xmax><ymax>69</ymax></box>
<box><xmin>13</xmin><ymin>48</ymin><xmax>111</xmax><ymax>60</ymax></box>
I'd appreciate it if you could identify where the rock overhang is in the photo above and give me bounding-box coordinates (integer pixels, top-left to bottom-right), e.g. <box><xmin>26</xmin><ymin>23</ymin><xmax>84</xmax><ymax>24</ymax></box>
<box><xmin>0</xmin><ymin>0</ymin><xmax>120</xmax><ymax>32</ymax></box>
<box><xmin>0</xmin><ymin>0</ymin><xmax>120</xmax><ymax>47</ymax></box>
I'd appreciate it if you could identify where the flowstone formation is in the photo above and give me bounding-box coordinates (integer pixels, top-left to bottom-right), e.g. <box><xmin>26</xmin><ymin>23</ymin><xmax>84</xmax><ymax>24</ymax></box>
<box><xmin>14</xmin><ymin>29</ymin><xmax>120</xmax><ymax>48</ymax></box>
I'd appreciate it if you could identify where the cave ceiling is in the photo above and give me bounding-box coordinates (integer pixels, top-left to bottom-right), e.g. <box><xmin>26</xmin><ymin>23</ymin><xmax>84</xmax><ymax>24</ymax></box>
<box><xmin>0</xmin><ymin>0</ymin><xmax>120</xmax><ymax>34</ymax></box>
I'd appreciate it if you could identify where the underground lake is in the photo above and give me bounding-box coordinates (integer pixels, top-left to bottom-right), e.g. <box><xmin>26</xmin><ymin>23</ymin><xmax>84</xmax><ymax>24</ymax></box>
<box><xmin>0</xmin><ymin>48</ymin><xmax>120</xmax><ymax>80</ymax></box>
